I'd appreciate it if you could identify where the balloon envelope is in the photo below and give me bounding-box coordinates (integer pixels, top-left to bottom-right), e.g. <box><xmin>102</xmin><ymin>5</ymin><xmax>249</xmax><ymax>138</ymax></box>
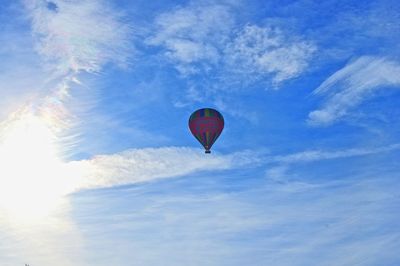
<box><xmin>188</xmin><ymin>108</ymin><xmax>224</xmax><ymax>153</ymax></box>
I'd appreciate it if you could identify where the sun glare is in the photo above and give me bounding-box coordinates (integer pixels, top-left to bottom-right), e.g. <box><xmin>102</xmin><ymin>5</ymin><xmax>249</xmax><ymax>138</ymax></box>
<box><xmin>0</xmin><ymin>110</ymin><xmax>73</xmax><ymax>221</ymax></box>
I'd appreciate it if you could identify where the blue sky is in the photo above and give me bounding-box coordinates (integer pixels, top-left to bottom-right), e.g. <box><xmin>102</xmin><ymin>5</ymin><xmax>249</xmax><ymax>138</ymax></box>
<box><xmin>0</xmin><ymin>0</ymin><xmax>400</xmax><ymax>265</ymax></box>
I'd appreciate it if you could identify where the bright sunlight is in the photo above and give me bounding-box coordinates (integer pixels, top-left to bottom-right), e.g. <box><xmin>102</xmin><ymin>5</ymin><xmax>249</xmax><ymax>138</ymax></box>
<box><xmin>0</xmin><ymin>108</ymin><xmax>75</xmax><ymax>221</ymax></box>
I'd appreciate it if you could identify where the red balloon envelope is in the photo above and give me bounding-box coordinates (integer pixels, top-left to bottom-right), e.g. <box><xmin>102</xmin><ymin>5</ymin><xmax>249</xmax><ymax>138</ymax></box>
<box><xmin>189</xmin><ymin>108</ymin><xmax>224</xmax><ymax>153</ymax></box>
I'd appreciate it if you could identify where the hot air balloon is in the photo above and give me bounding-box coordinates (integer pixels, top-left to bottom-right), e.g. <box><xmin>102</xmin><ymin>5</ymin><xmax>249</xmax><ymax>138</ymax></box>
<box><xmin>188</xmin><ymin>108</ymin><xmax>224</xmax><ymax>153</ymax></box>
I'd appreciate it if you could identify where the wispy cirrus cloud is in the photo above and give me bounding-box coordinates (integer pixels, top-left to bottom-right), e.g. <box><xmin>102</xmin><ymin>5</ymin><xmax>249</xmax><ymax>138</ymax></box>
<box><xmin>308</xmin><ymin>56</ymin><xmax>400</xmax><ymax>126</ymax></box>
<box><xmin>25</xmin><ymin>0</ymin><xmax>133</xmax><ymax>75</ymax></box>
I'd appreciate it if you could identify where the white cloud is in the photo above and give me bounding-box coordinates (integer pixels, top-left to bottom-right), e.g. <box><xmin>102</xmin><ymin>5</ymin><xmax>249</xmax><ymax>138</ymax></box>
<box><xmin>263</xmin><ymin>143</ymin><xmax>400</xmax><ymax>185</ymax></box>
<box><xmin>68</xmin><ymin>147</ymin><xmax>261</xmax><ymax>190</ymax></box>
<box><xmin>25</xmin><ymin>0</ymin><xmax>133</xmax><ymax>75</ymax></box>
<box><xmin>225</xmin><ymin>25</ymin><xmax>316</xmax><ymax>85</ymax></box>
<box><xmin>147</xmin><ymin>4</ymin><xmax>315</xmax><ymax>85</ymax></box>
<box><xmin>271</xmin><ymin>143</ymin><xmax>400</xmax><ymax>164</ymax></box>
<box><xmin>146</xmin><ymin>3</ymin><xmax>233</xmax><ymax>74</ymax></box>
<box><xmin>308</xmin><ymin>56</ymin><xmax>400</xmax><ymax>125</ymax></box>
<box><xmin>64</xmin><ymin>143</ymin><xmax>400</xmax><ymax>191</ymax></box>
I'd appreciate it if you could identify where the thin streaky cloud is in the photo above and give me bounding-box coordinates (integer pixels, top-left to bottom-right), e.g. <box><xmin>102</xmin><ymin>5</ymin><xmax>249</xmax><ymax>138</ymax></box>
<box><xmin>67</xmin><ymin>147</ymin><xmax>261</xmax><ymax>191</ymax></box>
<box><xmin>64</xmin><ymin>143</ymin><xmax>400</xmax><ymax>192</ymax></box>
<box><xmin>271</xmin><ymin>143</ymin><xmax>400</xmax><ymax>164</ymax></box>
<box><xmin>308</xmin><ymin>56</ymin><xmax>400</xmax><ymax>126</ymax></box>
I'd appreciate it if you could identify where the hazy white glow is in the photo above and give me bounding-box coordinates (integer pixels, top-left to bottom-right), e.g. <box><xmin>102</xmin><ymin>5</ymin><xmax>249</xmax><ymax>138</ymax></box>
<box><xmin>0</xmin><ymin>110</ymin><xmax>75</xmax><ymax>221</ymax></box>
